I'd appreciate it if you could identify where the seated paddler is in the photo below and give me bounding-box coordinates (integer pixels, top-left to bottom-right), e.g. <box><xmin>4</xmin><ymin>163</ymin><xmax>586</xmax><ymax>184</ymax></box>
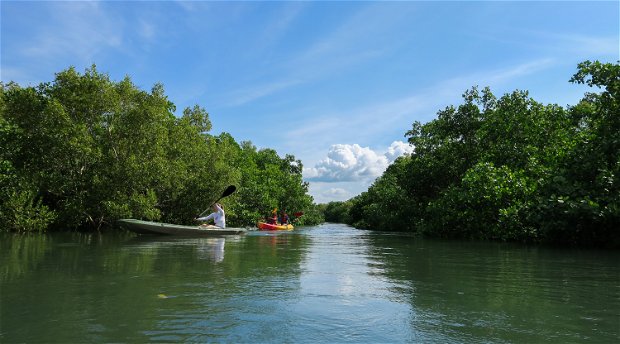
<box><xmin>196</xmin><ymin>203</ymin><xmax>226</xmax><ymax>228</ymax></box>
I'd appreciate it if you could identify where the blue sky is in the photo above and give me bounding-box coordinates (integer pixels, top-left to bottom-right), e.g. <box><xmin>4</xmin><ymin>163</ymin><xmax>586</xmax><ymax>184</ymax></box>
<box><xmin>2</xmin><ymin>1</ymin><xmax>618</xmax><ymax>204</ymax></box>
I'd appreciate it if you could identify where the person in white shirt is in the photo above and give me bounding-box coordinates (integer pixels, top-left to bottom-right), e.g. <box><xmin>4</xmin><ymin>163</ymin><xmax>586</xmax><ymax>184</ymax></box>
<box><xmin>196</xmin><ymin>203</ymin><xmax>226</xmax><ymax>228</ymax></box>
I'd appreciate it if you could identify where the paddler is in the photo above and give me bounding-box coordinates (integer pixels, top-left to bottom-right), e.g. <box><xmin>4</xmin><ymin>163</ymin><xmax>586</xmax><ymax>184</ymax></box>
<box><xmin>266</xmin><ymin>208</ymin><xmax>278</xmax><ymax>224</ymax></box>
<box><xmin>280</xmin><ymin>210</ymin><xmax>289</xmax><ymax>225</ymax></box>
<box><xmin>196</xmin><ymin>203</ymin><xmax>226</xmax><ymax>228</ymax></box>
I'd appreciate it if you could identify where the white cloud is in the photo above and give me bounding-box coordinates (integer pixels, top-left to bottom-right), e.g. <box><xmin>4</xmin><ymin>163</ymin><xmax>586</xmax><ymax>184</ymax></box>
<box><xmin>304</xmin><ymin>141</ymin><xmax>412</xmax><ymax>182</ymax></box>
<box><xmin>304</xmin><ymin>144</ymin><xmax>387</xmax><ymax>182</ymax></box>
<box><xmin>308</xmin><ymin>181</ymin><xmax>369</xmax><ymax>204</ymax></box>
<box><xmin>385</xmin><ymin>140</ymin><xmax>415</xmax><ymax>162</ymax></box>
<box><xmin>323</xmin><ymin>188</ymin><xmax>350</xmax><ymax>199</ymax></box>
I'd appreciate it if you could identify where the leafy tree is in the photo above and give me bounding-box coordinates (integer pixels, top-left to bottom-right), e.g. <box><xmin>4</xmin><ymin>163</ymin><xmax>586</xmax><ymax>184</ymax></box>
<box><xmin>348</xmin><ymin>157</ymin><xmax>411</xmax><ymax>231</ymax></box>
<box><xmin>345</xmin><ymin>61</ymin><xmax>620</xmax><ymax>247</ymax></box>
<box><xmin>323</xmin><ymin>201</ymin><xmax>353</xmax><ymax>223</ymax></box>
<box><xmin>0</xmin><ymin>66</ymin><xmax>319</xmax><ymax>232</ymax></box>
<box><xmin>230</xmin><ymin>144</ymin><xmax>315</xmax><ymax>226</ymax></box>
<box><xmin>532</xmin><ymin>61</ymin><xmax>620</xmax><ymax>246</ymax></box>
<box><xmin>0</xmin><ymin>84</ymin><xmax>56</xmax><ymax>232</ymax></box>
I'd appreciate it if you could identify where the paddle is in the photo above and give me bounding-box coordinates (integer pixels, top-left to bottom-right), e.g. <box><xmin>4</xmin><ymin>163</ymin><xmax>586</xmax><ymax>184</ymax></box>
<box><xmin>290</xmin><ymin>211</ymin><xmax>304</xmax><ymax>223</ymax></box>
<box><xmin>197</xmin><ymin>185</ymin><xmax>236</xmax><ymax>218</ymax></box>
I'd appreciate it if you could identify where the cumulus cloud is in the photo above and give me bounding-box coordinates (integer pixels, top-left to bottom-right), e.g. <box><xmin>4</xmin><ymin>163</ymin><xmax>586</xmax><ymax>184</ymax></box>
<box><xmin>322</xmin><ymin>188</ymin><xmax>350</xmax><ymax>199</ymax></box>
<box><xmin>304</xmin><ymin>141</ymin><xmax>413</xmax><ymax>182</ymax></box>
<box><xmin>385</xmin><ymin>140</ymin><xmax>414</xmax><ymax>161</ymax></box>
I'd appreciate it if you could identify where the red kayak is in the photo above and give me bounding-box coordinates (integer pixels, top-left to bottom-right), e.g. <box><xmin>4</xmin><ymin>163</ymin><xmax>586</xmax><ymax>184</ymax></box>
<box><xmin>257</xmin><ymin>222</ymin><xmax>294</xmax><ymax>231</ymax></box>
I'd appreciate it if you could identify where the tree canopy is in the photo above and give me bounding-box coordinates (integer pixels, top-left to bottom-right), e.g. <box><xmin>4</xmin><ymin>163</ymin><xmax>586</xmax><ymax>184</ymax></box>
<box><xmin>337</xmin><ymin>60</ymin><xmax>620</xmax><ymax>247</ymax></box>
<box><xmin>0</xmin><ymin>65</ymin><xmax>321</xmax><ymax>232</ymax></box>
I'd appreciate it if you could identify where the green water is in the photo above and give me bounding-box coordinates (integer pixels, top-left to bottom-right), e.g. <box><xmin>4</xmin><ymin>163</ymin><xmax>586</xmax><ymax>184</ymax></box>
<box><xmin>1</xmin><ymin>224</ymin><xmax>618</xmax><ymax>343</ymax></box>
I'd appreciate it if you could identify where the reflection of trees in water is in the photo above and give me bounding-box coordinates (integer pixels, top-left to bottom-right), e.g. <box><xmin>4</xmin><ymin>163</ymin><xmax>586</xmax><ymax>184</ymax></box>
<box><xmin>0</xmin><ymin>230</ymin><xmax>311</xmax><ymax>283</ymax></box>
<box><xmin>365</xmin><ymin>234</ymin><xmax>620</xmax><ymax>342</ymax></box>
<box><xmin>239</xmin><ymin>232</ymin><xmax>310</xmax><ymax>272</ymax></box>
<box><xmin>0</xmin><ymin>232</ymin><xmax>312</xmax><ymax>342</ymax></box>
<box><xmin>0</xmin><ymin>233</ymin><xmax>52</xmax><ymax>281</ymax></box>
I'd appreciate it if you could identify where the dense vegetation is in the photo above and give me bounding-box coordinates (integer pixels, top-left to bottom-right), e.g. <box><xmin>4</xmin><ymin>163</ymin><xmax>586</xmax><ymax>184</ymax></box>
<box><xmin>0</xmin><ymin>66</ymin><xmax>322</xmax><ymax>232</ymax></box>
<box><xmin>3</xmin><ymin>61</ymin><xmax>617</xmax><ymax>247</ymax></box>
<box><xmin>327</xmin><ymin>61</ymin><xmax>619</xmax><ymax>247</ymax></box>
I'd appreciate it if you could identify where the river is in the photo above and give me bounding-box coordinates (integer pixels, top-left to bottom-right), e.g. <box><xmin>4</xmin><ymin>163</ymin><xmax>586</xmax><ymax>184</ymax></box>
<box><xmin>1</xmin><ymin>223</ymin><xmax>618</xmax><ymax>343</ymax></box>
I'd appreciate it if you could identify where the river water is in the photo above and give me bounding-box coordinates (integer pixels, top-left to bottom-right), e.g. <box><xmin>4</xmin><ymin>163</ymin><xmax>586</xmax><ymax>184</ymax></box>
<box><xmin>1</xmin><ymin>223</ymin><xmax>618</xmax><ymax>343</ymax></box>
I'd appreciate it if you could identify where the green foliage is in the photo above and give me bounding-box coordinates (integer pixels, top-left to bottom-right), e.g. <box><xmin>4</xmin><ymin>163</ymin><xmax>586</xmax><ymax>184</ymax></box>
<box><xmin>345</xmin><ymin>61</ymin><xmax>620</xmax><ymax>247</ymax></box>
<box><xmin>297</xmin><ymin>204</ymin><xmax>324</xmax><ymax>226</ymax></box>
<box><xmin>0</xmin><ymin>188</ymin><xmax>57</xmax><ymax>233</ymax></box>
<box><xmin>0</xmin><ymin>66</ymin><xmax>318</xmax><ymax>232</ymax></box>
<box><xmin>424</xmin><ymin>163</ymin><xmax>538</xmax><ymax>242</ymax></box>
<box><xmin>229</xmin><ymin>144</ymin><xmax>316</xmax><ymax>226</ymax></box>
<box><xmin>323</xmin><ymin>201</ymin><xmax>353</xmax><ymax>223</ymax></box>
<box><xmin>349</xmin><ymin>157</ymin><xmax>412</xmax><ymax>231</ymax></box>
<box><xmin>0</xmin><ymin>98</ymin><xmax>56</xmax><ymax>233</ymax></box>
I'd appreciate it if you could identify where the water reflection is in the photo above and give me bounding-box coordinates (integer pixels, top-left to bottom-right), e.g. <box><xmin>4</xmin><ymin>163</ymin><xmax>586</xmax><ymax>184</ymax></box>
<box><xmin>125</xmin><ymin>236</ymin><xmax>227</xmax><ymax>263</ymax></box>
<box><xmin>1</xmin><ymin>227</ymin><xmax>618</xmax><ymax>343</ymax></box>
<box><xmin>364</xmin><ymin>233</ymin><xmax>620</xmax><ymax>343</ymax></box>
<box><xmin>1</xmin><ymin>233</ymin><xmax>52</xmax><ymax>281</ymax></box>
<box><xmin>198</xmin><ymin>238</ymin><xmax>225</xmax><ymax>262</ymax></box>
<box><xmin>0</xmin><ymin>230</ymin><xmax>314</xmax><ymax>342</ymax></box>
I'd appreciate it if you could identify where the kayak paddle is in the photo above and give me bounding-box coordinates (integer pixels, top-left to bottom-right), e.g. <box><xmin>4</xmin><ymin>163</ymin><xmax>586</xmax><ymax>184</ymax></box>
<box><xmin>197</xmin><ymin>185</ymin><xmax>236</xmax><ymax>218</ymax></box>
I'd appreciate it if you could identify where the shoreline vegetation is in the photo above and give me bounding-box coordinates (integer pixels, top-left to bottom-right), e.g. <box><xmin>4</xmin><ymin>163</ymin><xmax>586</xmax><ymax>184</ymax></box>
<box><xmin>322</xmin><ymin>60</ymin><xmax>619</xmax><ymax>248</ymax></box>
<box><xmin>2</xmin><ymin>60</ymin><xmax>618</xmax><ymax>248</ymax></box>
<box><xmin>0</xmin><ymin>65</ymin><xmax>322</xmax><ymax>232</ymax></box>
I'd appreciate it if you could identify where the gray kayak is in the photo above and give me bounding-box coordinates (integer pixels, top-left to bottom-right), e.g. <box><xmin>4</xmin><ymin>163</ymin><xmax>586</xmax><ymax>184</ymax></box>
<box><xmin>118</xmin><ymin>219</ymin><xmax>247</xmax><ymax>236</ymax></box>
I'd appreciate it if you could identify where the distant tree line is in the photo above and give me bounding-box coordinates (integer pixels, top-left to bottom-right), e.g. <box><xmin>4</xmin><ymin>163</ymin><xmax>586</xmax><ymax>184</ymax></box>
<box><xmin>323</xmin><ymin>61</ymin><xmax>619</xmax><ymax>247</ymax></box>
<box><xmin>0</xmin><ymin>65</ymin><xmax>322</xmax><ymax>232</ymax></box>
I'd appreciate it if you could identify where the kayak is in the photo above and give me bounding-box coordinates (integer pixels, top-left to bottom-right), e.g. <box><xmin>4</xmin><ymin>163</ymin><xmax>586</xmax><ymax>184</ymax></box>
<box><xmin>118</xmin><ymin>219</ymin><xmax>246</xmax><ymax>236</ymax></box>
<box><xmin>257</xmin><ymin>222</ymin><xmax>294</xmax><ymax>231</ymax></box>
